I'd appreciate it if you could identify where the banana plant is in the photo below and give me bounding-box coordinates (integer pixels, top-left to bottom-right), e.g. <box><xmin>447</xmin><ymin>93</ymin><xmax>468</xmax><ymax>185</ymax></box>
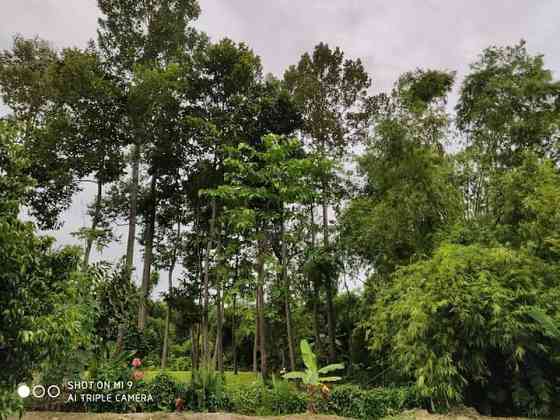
<box><xmin>283</xmin><ymin>339</ymin><xmax>344</xmax><ymax>413</ymax></box>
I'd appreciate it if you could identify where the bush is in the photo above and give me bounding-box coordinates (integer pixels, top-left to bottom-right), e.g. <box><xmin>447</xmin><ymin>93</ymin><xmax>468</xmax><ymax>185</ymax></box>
<box><xmin>188</xmin><ymin>367</ymin><xmax>230</xmax><ymax>412</ymax></box>
<box><xmin>228</xmin><ymin>381</ymin><xmax>267</xmax><ymax>415</ymax></box>
<box><xmin>368</xmin><ymin>243</ymin><xmax>560</xmax><ymax>416</ymax></box>
<box><xmin>323</xmin><ymin>384</ymin><xmax>420</xmax><ymax>419</ymax></box>
<box><xmin>0</xmin><ymin>387</ymin><xmax>23</xmax><ymax>420</ymax></box>
<box><xmin>170</xmin><ymin>355</ymin><xmax>191</xmax><ymax>371</ymax></box>
<box><xmin>144</xmin><ymin>372</ymin><xmax>185</xmax><ymax>412</ymax></box>
<box><xmin>264</xmin><ymin>376</ymin><xmax>307</xmax><ymax>415</ymax></box>
<box><xmin>228</xmin><ymin>378</ymin><xmax>306</xmax><ymax>416</ymax></box>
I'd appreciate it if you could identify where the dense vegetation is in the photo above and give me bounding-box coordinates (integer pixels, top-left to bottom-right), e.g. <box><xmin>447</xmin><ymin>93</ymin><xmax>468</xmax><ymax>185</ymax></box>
<box><xmin>1</xmin><ymin>1</ymin><xmax>559</xmax><ymax>418</ymax></box>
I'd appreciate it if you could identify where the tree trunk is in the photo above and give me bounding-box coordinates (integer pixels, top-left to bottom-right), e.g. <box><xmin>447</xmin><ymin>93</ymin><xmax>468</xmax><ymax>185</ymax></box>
<box><xmin>256</xmin><ymin>238</ymin><xmax>267</xmax><ymax>379</ymax></box>
<box><xmin>216</xmin><ymin>281</ymin><xmax>224</xmax><ymax>374</ymax></box>
<box><xmin>161</xmin><ymin>221</ymin><xmax>180</xmax><ymax>369</ymax></box>
<box><xmin>344</xmin><ymin>280</ymin><xmax>353</xmax><ymax>374</ymax></box>
<box><xmin>322</xmin><ymin>192</ymin><xmax>336</xmax><ymax>362</ymax></box>
<box><xmin>116</xmin><ymin>143</ymin><xmax>141</xmax><ymax>353</ymax></box>
<box><xmin>212</xmin><ymin>333</ymin><xmax>219</xmax><ymax>367</ymax></box>
<box><xmin>84</xmin><ymin>180</ymin><xmax>103</xmax><ymax>267</ymax></box>
<box><xmin>325</xmin><ymin>283</ymin><xmax>336</xmax><ymax>362</ymax></box>
<box><xmin>138</xmin><ymin>174</ymin><xmax>157</xmax><ymax>331</ymax></box>
<box><xmin>126</xmin><ymin>143</ymin><xmax>140</xmax><ymax>276</ymax></box>
<box><xmin>161</xmin><ymin>293</ymin><xmax>171</xmax><ymax>369</ymax></box>
<box><xmin>232</xmin><ymin>293</ymin><xmax>238</xmax><ymax>375</ymax></box>
<box><xmin>281</xmin><ymin>209</ymin><xmax>296</xmax><ymax>371</ymax></box>
<box><xmin>115</xmin><ymin>324</ymin><xmax>125</xmax><ymax>355</ymax></box>
<box><xmin>202</xmin><ymin>199</ymin><xmax>217</xmax><ymax>366</ymax></box>
<box><xmin>309</xmin><ymin>205</ymin><xmax>322</xmax><ymax>354</ymax></box>
<box><xmin>191</xmin><ymin>324</ymin><xmax>199</xmax><ymax>371</ymax></box>
<box><xmin>253</xmin><ymin>313</ymin><xmax>259</xmax><ymax>374</ymax></box>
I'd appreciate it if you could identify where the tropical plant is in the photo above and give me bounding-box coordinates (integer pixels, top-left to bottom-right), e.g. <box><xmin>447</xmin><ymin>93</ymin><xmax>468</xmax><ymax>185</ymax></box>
<box><xmin>530</xmin><ymin>309</ymin><xmax>560</xmax><ymax>340</ymax></box>
<box><xmin>189</xmin><ymin>365</ymin><xmax>229</xmax><ymax>411</ymax></box>
<box><xmin>283</xmin><ymin>339</ymin><xmax>344</xmax><ymax>413</ymax></box>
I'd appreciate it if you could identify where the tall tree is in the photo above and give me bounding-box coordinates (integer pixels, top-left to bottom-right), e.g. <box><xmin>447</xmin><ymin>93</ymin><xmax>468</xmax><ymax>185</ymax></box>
<box><xmin>210</xmin><ymin>134</ymin><xmax>323</xmax><ymax>378</ymax></box>
<box><xmin>342</xmin><ymin>69</ymin><xmax>461</xmax><ymax>274</ymax></box>
<box><xmin>51</xmin><ymin>46</ymin><xmax>126</xmax><ymax>266</ymax></box>
<box><xmin>96</xmin><ymin>0</ymin><xmax>203</xmax><ymax>290</ymax></box>
<box><xmin>192</xmin><ymin>38</ymin><xmax>263</xmax><ymax>365</ymax></box>
<box><xmin>284</xmin><ymin>42</ymin><xmax>371</xmax><ymax>361</ymax></box>
<box><xmin>0</xmin><ymin>37</ymin><xmax>81</xmax><ymax>229</ymax></box>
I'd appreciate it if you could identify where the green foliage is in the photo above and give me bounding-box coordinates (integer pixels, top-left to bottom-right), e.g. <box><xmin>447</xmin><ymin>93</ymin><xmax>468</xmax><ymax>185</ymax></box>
<box><xmin>487</xmin><ymin>153</ymin><xmax>560</xmax><ymax>260</ymax></box>
<box><xmin>284</xmin><ymin>339</ymin><xmax>345</xmax><ymax>386</ymax></box>
<box><xmin>97</xmin><ymin>0</ymin><xmax>202</xmax><ymax>71</ymax></box>
<box><xmin>342</xmin><ymin>72</ymin><xmax>462</xmax><ymax>273</ymax></box>
<box><xmin>284</xmin><ymin>42</ymin><xmax>371</xmax><ymax>153</ymax></box>
<box><xmin>0</xmin><ymin>120</ymin><xmax>33</xmax><ymax>216</ymax></box>
<box><xmin>456</xmin><ymin>41</ymin><xmax>560</xmax><ymax>169</ymax></box>
<box><xmin>530</xmin><ymin>309</ymin><xmax>560</xmax><ymax>340</ymax></box>
<box><xmin>0</xmin><ymin>388</ymin><xmax>23</xmax><ymax>420</ymax></box>
<box><xmin>144</xmin><ymin>372</ymin><xmax>185</xmax><ymax>412</ymax></box>
<box><xmin>284</xmin><ymin>339</ymin><xmax>344</xmax><ymax>413</ymax></box>
<box><xmin>188</xmin><ymin>366</ymin><xmax>230</xmax><ymax>411</ymax></box>
<box><xmin>0</xmin><ymin>203</ymin><xmax>97</xmax><ymax>416</ymax></box>
<box><xmin>228</xmin><ymin>377</ymin><xmax>307</xmax><ymax>416</ymax></box>
<box><xmin>304</xmin><ymin>246</ymin><xmax>342</xmax><ymax>289</ymax></box>
<box><xmin>368</xmin><ymin>243</ymin><xmax>560</xmax><ymax>415</ymax></box>
<box><xmin>323</xmin><ymin>384</ymin><xmax>420</xmax><ymax>420</ymax></box>
<box><xmin>397</xmin><ymin>69</ymin><xmax>455</xmax><ymax>113</ymax></box>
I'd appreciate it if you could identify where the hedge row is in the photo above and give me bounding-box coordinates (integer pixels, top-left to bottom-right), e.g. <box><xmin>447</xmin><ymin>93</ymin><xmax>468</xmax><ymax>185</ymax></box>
<box><xmin>28</xmin><ymin>373</ymin><xmax>421</xmax><ymax>419</ymax></box>
<box><xmin>322</xmin><ymin>384</ymin><xmax>422</xmax><ymax>419</ymax></box>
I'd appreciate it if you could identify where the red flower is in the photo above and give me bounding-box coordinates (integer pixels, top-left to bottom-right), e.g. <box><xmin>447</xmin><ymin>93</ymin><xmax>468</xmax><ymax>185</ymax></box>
<box><xmin>131</xmin><ymin>358</ymin><xmax>142</xmax><ymax>368</ymax></box>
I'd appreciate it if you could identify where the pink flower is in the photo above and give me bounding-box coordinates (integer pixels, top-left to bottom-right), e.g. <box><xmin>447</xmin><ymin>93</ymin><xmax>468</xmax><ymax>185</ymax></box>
<box><xmin>131</xmin><ymin>358</ymin><xmax>142</xmax><ymax>368</ymax></box>
<box><xmin>132</xmin><ymin>370</ymin><xmax>144</xmax><ymax>381</ymax></box>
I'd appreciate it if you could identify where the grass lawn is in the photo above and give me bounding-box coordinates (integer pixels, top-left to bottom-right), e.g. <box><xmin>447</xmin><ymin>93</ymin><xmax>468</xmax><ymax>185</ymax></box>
<box><xmin>144</xmin><ymin>370</ymin><xmax>258</xmax><ymax>388</ymax></box>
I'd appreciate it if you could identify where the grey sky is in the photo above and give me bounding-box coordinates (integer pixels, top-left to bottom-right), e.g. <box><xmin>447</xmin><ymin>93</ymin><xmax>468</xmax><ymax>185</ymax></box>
<box><xmin>2</xmin><ymin>1</ymin><xmax>560</xmax><ymax>296</ymax></box>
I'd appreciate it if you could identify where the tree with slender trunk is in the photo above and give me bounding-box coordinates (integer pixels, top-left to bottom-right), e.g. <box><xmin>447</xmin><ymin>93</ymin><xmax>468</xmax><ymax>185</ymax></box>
<box><xmin>201</xmin><ymin>198</ymin><xmax>216</xmax><ymax>365</ymax></box>
<box><xmin>161</xmin><ymin>220</ymin><xmax>181</xmax><ymax>369</ymax></box>
<box><xmin>97</xmin><ymin>0</ymin><xmax>203</xmax><ymax>335</ymax></box>
<box><xmin>285</xmin><ymin>42</ymin><xmax>371</xmax><ymax>361</ymax></box>
<box><xmin>281</xmin><ymin>207</ymin><xmax>296</xmax><ymax>371</ymax></box>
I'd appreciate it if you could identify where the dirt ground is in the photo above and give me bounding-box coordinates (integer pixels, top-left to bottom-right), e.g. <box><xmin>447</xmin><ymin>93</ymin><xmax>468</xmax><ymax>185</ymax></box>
<box><xmin>408</xmin><ymin>407</ymin><xmax>535</xmax><ymax>420</ymax></box>
<box><xmin>12</xmin><ymin>408</ymin><xmax>536</xmax><ymax>420</ymax></box>
<box><xmin>13</xmin><ymin>412</ymin><xmax>346</xmax><ymax>420</ymax></box>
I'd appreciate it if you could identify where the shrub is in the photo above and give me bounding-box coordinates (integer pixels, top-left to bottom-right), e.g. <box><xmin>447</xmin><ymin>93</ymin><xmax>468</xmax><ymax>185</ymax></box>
<box><xmin>324</xmin><ymin>384</ymin><xmax>420</xmax><ymax>419</ymax></box>
<box><xmin>170</xmin><ymin>355</ymin><xmax>192</xmax><ymax>371</ymax></box>
<box><xmin>367</xmin><ymin>244</ymin><xmax>560</xmax><ymax>416</ymax></box>
<box><xmin>188</xmin><ymin>367</ymin><xmax>230</xmax><ymax>412</ymax></box>
<box><xmin>283</xmin><ymin>339</ymin><xmax>344</xmax><ymax>413</ymax></box>
<box><xmin>228</xmin><ymin>381</ymin><xmax>267</xmax><ymax>415</ymax></box>
<box><xmin>228</xmin><ymin>379</ymin><xmax>307</xmax><ymax>416</ymax></box>
<box><xmin>0</xmin><ymin>387</ymin><xmax>23</xmax><ymax>420</ymax></box>
<box><xmin>144</xmin><ymin>372</ymin><xmax>184</xmax><ymax>412</ymax></box>
<box><xmin>263</xmin><ymin>376</ymin><xmax>307</xmax><ymax>415</ymax></box>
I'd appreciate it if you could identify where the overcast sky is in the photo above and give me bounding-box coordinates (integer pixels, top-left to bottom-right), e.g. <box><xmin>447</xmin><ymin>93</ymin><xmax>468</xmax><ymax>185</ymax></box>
<box><xmin>2</xmin><ymin>1</ymin><xmax>560</xmax><ymax>295</ymax></box>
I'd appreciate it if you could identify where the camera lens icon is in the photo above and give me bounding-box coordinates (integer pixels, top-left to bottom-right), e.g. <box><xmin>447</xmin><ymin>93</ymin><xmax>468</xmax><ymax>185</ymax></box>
<box><xmin>17</xmin><ymin>384</ymin><xmax>30</xmax><ymax>398</ymax></box>
<box><xmin>27</xmin><ymin>384</ymin><xmax>61</xmax><ymax>399</ymax></box>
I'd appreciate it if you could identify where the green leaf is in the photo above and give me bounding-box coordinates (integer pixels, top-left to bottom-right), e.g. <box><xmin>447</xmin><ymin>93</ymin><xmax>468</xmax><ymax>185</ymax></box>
<box><xmin>283</xmin><ymin>371</ymin><xmax>306</xmax><ymax>380</ymax></box>
<box><xmin>300</xmin><ymin>339</ymin><xmax>317</xmax><ymax>372</ymax></box>
<box><xmin>320</xmin><ymin>376</ymin><xmax>342</xmax><ymax>382</ymax></box>
<box><xmin>318</xmin><ymin>363</ymin><xmax>345</xmax><ymax>374</ymax></box>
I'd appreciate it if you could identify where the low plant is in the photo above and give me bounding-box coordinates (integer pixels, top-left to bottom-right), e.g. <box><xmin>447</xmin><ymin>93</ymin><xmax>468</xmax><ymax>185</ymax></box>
<box><xmin>283</xmin><ymin>339</ymin><xmax>344</xmax><ymax>413</ymax></box>
<box><xmin>228</xmin><ymin>377</ymin><xmax>306</xmax><ymax>416</ymax></box>
<box><xmin>0</xmin><ymin>386</ymin><xmax>23</xmax><ymax>420</ymax></box>
<box><xmin>264</xmin><ymin>375</ymin><xmax>307</xmax><ymax>415</ymax></box>
<box><xmin>325</xmin><ymin>384</ymin><xmax>420</xmax><ymax>419</ymax></box>
<box><xmin>144</xmin><ymin>372</ymin><xmax>185</xmax><ymax>412</ymax></box>
<box><xmin>189</xmin><ymin>365</ymin><xmax>230</xmax><ymax>411</ymax></box>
